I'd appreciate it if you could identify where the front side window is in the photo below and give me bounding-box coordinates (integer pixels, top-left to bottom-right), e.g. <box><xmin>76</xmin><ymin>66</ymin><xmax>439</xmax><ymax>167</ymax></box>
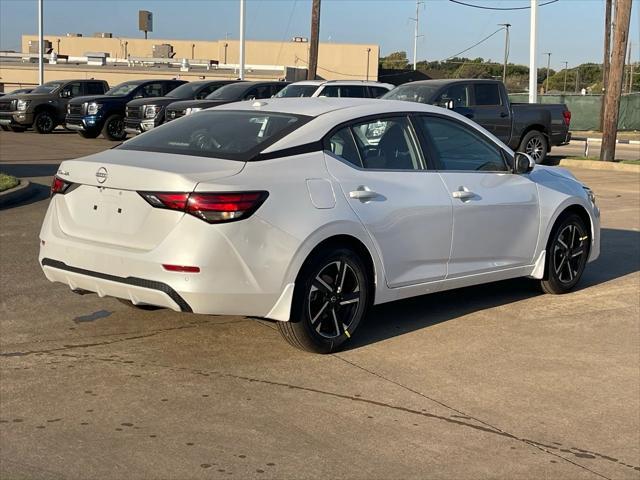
<box><xmin>61</xmin><ymin>82</ymin><xmax>83</xmax><ymax>97</ymax></box>
<box><xmin>325</xmin><ymin>128</ymin><xmax>361</xmax><ymax>167</ymax></box>
<box><xmin>474</xmin><ymin>84</ymin><xmax>502</xmax><ymax>106</ymax></box>
<box><xmin>418</xmin><ymin>116</ymin><xmax>507</xmax><ymax>172</ymax></box>
<box><xmin>140</xmin><ymin>83</ymin><xmax>165</xmax><ymax>97</ymax></box>
<box><xmin>350</xmin><ymin>117</ymin><xmax>421</xmax><ymax>170</ymax></box>
<box><xmin>436</xmin><ymin>84</ymin><xmax>470</xmax><ymax>108</ymax></box>
<box><xmin>106</xmin><ymin>82</ymin><xmax>140</xmax><ymax>96</ymax></box>
<box><xmin>118</xmin><ymin>110</ymin><xmax>309</xmax><ymax>160</ymax></box>
<box><xmin>86</xmin><ymin>82</ymin><xmax>106</xmax><ymax>95</ymax></box>
<box><xmin>318</xmin><ymin>85</ymin><xmax>340</xmax><ymax>97</ymax></box>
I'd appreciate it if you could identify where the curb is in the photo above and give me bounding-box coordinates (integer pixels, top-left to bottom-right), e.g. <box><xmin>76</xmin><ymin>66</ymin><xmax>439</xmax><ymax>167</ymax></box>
<box><xmin>0</xmin><ymin>180</ymin><xmax>35</xmax><ymax>207</ymax></box>
<box><xmin>558</xmin><ymin>159</ymin><xmax>640</xmax><ymax>173</ymax></box>
<box><xmin>572</xmin><ymin>136</ymin><xmax>640</xmax><ymax>145</ymax></box>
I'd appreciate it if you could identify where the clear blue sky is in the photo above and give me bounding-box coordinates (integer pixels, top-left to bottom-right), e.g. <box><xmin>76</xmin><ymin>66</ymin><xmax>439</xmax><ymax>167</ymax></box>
<box><xmin>0</xmin><ymin>0</ymin><xmax>638</xmax><ymax>69</ymax></box>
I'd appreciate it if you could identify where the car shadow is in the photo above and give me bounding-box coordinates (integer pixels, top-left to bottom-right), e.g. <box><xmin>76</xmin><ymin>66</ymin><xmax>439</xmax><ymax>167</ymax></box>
<box><xmin>345</xmin><ymin>227</ymin><xmax>639</xmax><ymax>351</ymax></box>
<box><xmin>0</xmin><ymin>163</ymin><xmax>59</xmax><ymax>178</ymax></box>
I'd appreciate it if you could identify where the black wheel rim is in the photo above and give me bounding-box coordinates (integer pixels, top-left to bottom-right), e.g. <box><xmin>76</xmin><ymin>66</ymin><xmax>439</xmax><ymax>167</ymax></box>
<box><xmin>307</xmin><ymin>260</ymin><xmax>361</xmax><ymax>339</ymax></box>
<box><xmin>108</xmin><ymin>118</ymin><xmax>124</xmax><ymax>138</ymax></box>
<box><xmin>525</xmin><ymin>136</ymin><xmax>544</xmax><ymax>162</ymax></box>
<box><xmin>552</xmin><ymin>223</ymin><xmax>588</xmax><ymax>285</ymax></box>
<box><xmin>38</xmin><ymin>114</ymin><xmax>53</xmax><ymax>132</ymax></box>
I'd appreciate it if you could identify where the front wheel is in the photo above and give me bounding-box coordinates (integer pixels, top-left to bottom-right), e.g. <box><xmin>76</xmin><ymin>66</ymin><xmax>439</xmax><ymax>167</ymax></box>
<box><xmin>34</xmin><ymin>111</ymin><xmax>56</xmax><ymax>134</ymax></box>
<box><xmin>101</xmin><ymin>114</ymin><xmax>127</xmax><ymax>141</ymax></box>
<box><xmin>519</xmin><ymin>130</ymin><xmax>548</xmax><ymax>164</ymax></box>
<box><xmin>540</xmin><ymin>214</ymin><xmax>589</xmax><ymax>294</ymax></box>
<box><xmin>277</xmin><ymin>247</ymin><xmax>370</xmax><ymax>354</ymax></box>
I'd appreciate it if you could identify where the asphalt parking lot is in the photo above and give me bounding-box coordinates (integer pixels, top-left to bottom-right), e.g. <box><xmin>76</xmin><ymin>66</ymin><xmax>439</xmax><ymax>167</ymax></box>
<box><xmin>1</xmin><ymin>131</ymin><xmax>639</xmax><ymax>480</ymax></box>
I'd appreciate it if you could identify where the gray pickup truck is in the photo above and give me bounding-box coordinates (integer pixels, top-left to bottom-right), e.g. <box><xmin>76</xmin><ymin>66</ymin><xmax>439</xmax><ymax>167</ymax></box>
<box><xmin>383</xmin><ymin>79</ymin><xmax>571</xmax><ymax>163</ymax></box>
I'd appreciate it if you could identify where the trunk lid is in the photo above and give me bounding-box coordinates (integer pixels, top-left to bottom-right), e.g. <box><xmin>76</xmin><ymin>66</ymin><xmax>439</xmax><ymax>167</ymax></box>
<box><xmin>54</xmin><ymin>150</ymin><xmax>245</xmax><ymax>250</ymax></box>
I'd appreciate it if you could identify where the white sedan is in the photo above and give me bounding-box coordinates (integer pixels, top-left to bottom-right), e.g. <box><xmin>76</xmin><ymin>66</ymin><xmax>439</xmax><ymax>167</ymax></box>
<box><xmin>39</xmin><ymin>98</ymin><xmax>600</xmax><ymax>353</ymax></box>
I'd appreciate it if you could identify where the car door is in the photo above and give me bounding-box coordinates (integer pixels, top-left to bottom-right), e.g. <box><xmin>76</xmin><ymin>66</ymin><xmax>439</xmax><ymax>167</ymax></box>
<box><xmin>57</xmin><ymin>82</ymin><xmax>84</xmax><ymax>121</ymax></box>
<box><xmin>415</xmin><ymin>114</ymin><xmax>539</xmax><ymax>278</ymax></box>
<box><xmin>469</xmin><ymin>83</ymin><xmax>511</xmax><ymax>142</ymax></box>
<box><xmin>324</xmin><ymin>116</ymin><xmax>453</xmax><ymax>288</ymax></box>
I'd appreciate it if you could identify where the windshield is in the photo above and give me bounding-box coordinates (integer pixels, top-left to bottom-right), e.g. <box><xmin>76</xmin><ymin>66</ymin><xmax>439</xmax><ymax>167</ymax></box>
<box><xmin>205</xmin><ymin>83</ymin><xmax>249</xmax><ymax>100</ymax></box>
<box><xmin>167</xmin><ymin>83</ymin><xmax>207</xmax><ymax>99</ymax></box>
<box><xmin>382</xmin><ymin>84</ymin><xmax>440</xmax><ymax>104</ymax></box>
<box><xmin>31</xmin><ymin>82</ymin><xmax>63</xmax><ymax>94</ymax></box>
<box><xmin>118</xmin><ymin>110</ymin><xmax>310</xmax><ymax>160</ymax></box>
<box><xmin>275</xmin><ymin>85</ymin><xmax>318</xmax><ymax>98</ymax></box>
<box><xmin>105</xmin><ymin>82</ymin><xmax>140</xmax><ymax>96</ymax></box>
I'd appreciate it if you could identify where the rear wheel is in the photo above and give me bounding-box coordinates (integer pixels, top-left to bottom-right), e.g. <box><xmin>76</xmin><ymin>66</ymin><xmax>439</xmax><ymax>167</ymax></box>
<box><xmin>519</xmin><ymin>130</ymin><xmax>548</xmax><ymax>164</ymax></box>
<box><xmin>79</xmin><ymin>129</ymin><xmax>101</xmax><ymax>139</ymax></box>
<box><xmin>102</xmin><ymin>114</ymin><xmax>126</xmax><ymax>141</ymax></box>
<box><xmin>277</xmin><ymin>247</ymin><xmax>370</xmax><ymax>354</ymax></box>
<box><xmin>34</xmin><ymin>110</ymin><xmax>56</xmax><ymax>134</ymax></box>
<box><xmin>540</xmin><ymin>214</ymin><xmax>589</xmax><ymax>294</ymax></box>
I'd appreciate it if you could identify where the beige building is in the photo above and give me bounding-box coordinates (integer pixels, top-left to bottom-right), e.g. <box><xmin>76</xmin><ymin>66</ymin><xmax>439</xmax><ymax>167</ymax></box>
<box><xmin>3</xmin><ymin>34</ymin><xmax>378</xmax><ymax>87</ymax></box>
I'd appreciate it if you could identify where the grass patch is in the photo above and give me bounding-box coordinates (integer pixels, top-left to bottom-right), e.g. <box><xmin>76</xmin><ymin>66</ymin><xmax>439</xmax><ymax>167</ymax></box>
<box><xmin>621</xmin><ymin>159</ymin><xmax>640</xmax><ymax>165</ymax></box>
<box><xmin>568</xmin><ymin>156</ymin><xmax>638</xmax><ymax>163</ymax></box>
<box><xmin>0</xmin><ymin>173</ymin><xmax>19</xmax><ymax>192</ymax></box>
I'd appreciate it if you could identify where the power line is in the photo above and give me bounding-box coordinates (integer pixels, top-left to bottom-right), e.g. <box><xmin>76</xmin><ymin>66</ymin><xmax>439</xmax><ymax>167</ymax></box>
<box><xmin>448</xmin><ymin>0</ymin><xmax>558</xmax><ymax>11</ymax></box>
<box><xmin>443</xmin><ymin>27</ymin><xmax>505</xmax><ymax>60</ymax></box>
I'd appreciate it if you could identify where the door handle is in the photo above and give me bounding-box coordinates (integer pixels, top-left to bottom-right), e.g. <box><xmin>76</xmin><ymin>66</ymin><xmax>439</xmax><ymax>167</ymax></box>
<box><xmin>452</xmin><ymin>189</ymin><xmax>475</xmax><ymax>200</ymax></box>
<box><xmin>349</xmin><ymin>186</ymin><xmax>379</xmax><ymax>201</ymax></box>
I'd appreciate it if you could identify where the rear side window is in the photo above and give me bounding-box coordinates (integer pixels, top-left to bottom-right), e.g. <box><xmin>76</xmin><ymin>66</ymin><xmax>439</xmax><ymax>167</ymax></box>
<box><xmin>325</xmin><ymin>128</ymin><xmax>362</xmax><ymax>167</ymax></box>
<box><xmin>474</xmin><ymin>84</ymin><xmax>501</xmax><ymax>106</ymax></box>
<box><xmin>418</xmin><ymin>116</ymin><xmax>507</xmax><ymax>172</ymax></box>
<box><xmin>118</xmin><ymin>110</ymin><xmax>310</xmax><ymax>160</ymax></box>
<box><xmin>86</xmin><ymin>82</ymin><xmax>106</xmax><ymax>95</ymax></box>
<box><xmin>338</xmin><ymin>85</ymin><xmax>367</xmax><ymax>98</ymax></box>
<box><xmin>369</xmin><ymin>86</ymin><xmax>390</xmax><ymax>98</ymax></box>
<box><xmin>436</xmin><ymin>84</ymin><xmax>470</xmax><ymax>108</ymax></box>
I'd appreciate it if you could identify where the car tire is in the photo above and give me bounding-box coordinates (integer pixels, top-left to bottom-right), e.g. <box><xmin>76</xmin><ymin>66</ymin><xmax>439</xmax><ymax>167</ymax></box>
<box><xmin>277</xmin><ymin>246</ymin><xmax>371</xmax><ymax>354</ymax></box>
<box><xmin>79</xmin><ymin>129</ymin><xmax>101</xmax><ymax>139</ymax></box>
<box><xmin>101</xmin><ymin>114</ymin><xmax>127</xmax><ymax>141</ymax></box>
<box><xmin>540</xmin><ymin>213</ymin><xmax>589</xmax><ymax>294</ymax></box>
<box><xmin>0</xmin><ymin>125</ymin><xmax>9</xmax><ymax>131</ymax></box>
<box><xmin>34</xmin><ymin>111</ymin><xmax>56</xmax><ymax>134</ymax></box>
<box><xmin>8</xmin><ymin>125</ymin><xmax>25</xmax><ymax>133</ymax></box>
<box><xmin>519</xmin><ymin>130</ymin><xmax>548</xmax><ymax>164</ymax></box>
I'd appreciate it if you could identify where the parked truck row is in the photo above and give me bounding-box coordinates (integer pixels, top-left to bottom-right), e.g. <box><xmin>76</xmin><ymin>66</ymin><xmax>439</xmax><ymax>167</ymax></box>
<box><xmin>0</xmin><ymin>77</ymin><xmax>570</xmax><ymax>162</ymax></box>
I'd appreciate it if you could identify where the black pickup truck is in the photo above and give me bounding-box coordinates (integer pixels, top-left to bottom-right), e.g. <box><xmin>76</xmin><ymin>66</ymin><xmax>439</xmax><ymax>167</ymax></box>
<box><xmin>383</xmin><ymin>79</ymin><xmax>571</xmax><ymax>163</ymax></box>
<box><xmin>124</xmin><ymin>79</ymin><xmax>240</xmax><ymax>135</ymax></box>
<box><xmin>66</xmin><ymin>79</ymin><xmax>186</xmax><ymax>140</ymax></box>
<box><xmin>165</xmin><ymin>81</ymin><xmax>289</xmax><ymax>122</ymax></box>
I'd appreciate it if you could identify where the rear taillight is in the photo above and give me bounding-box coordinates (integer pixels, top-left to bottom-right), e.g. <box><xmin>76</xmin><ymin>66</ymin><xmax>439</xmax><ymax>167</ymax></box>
<box><xmin>50</xmin><ymin>176</ymin><xmax>73</xmax><ymax>196</ymax></box>
<box><xmin>563</xmin><ymin>110</ymin><xmax>571</xmax><ymax>127</ymax></box>
<box><xmin>139</xmin><ymin>191</ymin><xmax>268</xmax><ymax>224</ymax></box>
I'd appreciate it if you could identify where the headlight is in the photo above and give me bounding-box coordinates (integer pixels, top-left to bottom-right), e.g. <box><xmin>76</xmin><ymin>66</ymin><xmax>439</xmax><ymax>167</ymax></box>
<box><xmin>144</xmin><ymin>105</ymin><xmax>159</xmax><ymax>119</ymax></box>
<box><xmin>16</xmin><ymin>99</ymin><xmax>29</xmax><ymax>111</ymax></box>
<box><xmin>86</xmin><ymin>102</ymin><xmax>101</xmax><ymax>115</ymax></box>
<box><xmin>583</xmin><ymin>187</ymin><xmax>596</xmax><ymax>207</ymax></box>
<box><xmin>185</xmin><ymin>107</ymin><xmax>202</xmax><ymax>115</ymax></box>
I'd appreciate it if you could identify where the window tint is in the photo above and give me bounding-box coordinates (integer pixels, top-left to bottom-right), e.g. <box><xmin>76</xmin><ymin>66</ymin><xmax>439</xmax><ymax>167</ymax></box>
<box><xmin>318</xmin><ymin>85</ymin><xmax>339</xmax><ymax>97</ymax></box>
<box><xmin>244</xmin><ymin>86</ymin><xmax>273</xmax><ymax>100</ymax></box>
<box><xmin>369</xmin><ymin>86</ymin><xmax>390</xmax><ymax>98</ymax></box>
<box><xmin>140</xmin><ymin>83</ymin><xmax>164</xmax><ymax>97</ymax></box>
<box><xmin>436</xmin><ymin>84</ymin><xmax>470</xmax><ymax>108</ymax></box>
<box><xmin>350</xmin><ymin>117</ymin><xmax>421</xmax><ymax>170</ymax></box>
<box><xmin>275</xmin><ymin>84</ymin><xmax>318</xmax><ymax>97</ymax></box>
<box><xmin>196</xmin><ymin>84</ymin><xmax>222</xmax><ymax>99</ymax></box>
<box><xmin>474</xmin><ymin>84</ymin><xmax>501</xmax><ymax>106</ymax></box>
<box><xmin>338</xmin><ymin>85</ymin><xmax>367</xmax><ymax>98</ymax></box>
<box><xmin>419</xmin><ymin>116</ymin><xmax>507</xmax><ymax>172</ymax></box>
<box><xmin>325</xmin><ymin>128</ymin><xmax>361</xmax><ymax>167</ymax></box>
<box><xmin>86</xmin><ymin>82</ymin><xmax>106</xmax><ymax>95</ymax></box>
<box><xmin>118</xmin><ymin>110</ymin><xmax>309</xmax><ymax>160</ymax></box>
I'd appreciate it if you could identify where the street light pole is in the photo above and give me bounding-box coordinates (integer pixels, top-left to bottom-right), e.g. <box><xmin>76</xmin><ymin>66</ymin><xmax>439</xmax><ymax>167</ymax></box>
<box><xmin>366</xmin><ymin>48</ymin><xmax>371</xmax><ymax>81</ymax></box>
<box><xmin>411</xmin><ymin>0</ymin><xmax>423</xmax><ymax>71</ymax></box>
<box><xmin>544</xmin><ymin>52</ymin><xmax>551</xmax><ymax>93</ymax></box>
<box><xmin>528</xmin><ymin>0</ymin><xmax>538</xmax><ymax>103</ymax></box>
<box><xmin>562</xmin><ymin>61</ymin><xmax>568</xmax><ymax>94</ymax></box>
<box><xmin>38</xmin><ymin>0</ymin><xmax>44</xmax><ymax>85</ymax></box>
<box><xmin>498</xmin><ymin>23</ymin><xmax>511</xmax><ymax>84</ymax></box>
<box><xmin>238</xmin><ymin>0</ymin><xmax>245</xmax><ymax>80</ymax></box>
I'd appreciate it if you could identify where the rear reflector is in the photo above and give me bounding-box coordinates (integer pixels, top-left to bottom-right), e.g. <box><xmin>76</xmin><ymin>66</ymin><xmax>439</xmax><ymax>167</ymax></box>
<box><xmin>162</xmin><ymin>264</ymin><xmax>200</xmax><ymax>273</ymax></box>
<box><xmin>139</xmin><ymin>191</ymin><xmax>268</xmax><ymax>224</ymax></box>
<box><xmin>51</xmin><ymin>176</ymin><xmax>73</xmax><ymax>196</ymax></box>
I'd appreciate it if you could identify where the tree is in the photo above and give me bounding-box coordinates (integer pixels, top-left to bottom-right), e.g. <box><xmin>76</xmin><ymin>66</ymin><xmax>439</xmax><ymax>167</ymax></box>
<box><xmin>380</xmin><ymin>51</ymin><xmax>409</xmax><ymax>70</ymax></box>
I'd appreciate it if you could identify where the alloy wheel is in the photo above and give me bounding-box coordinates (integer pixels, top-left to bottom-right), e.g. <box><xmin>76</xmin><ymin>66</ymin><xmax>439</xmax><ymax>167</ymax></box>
<box><xmin>551</xmin><ymin>223</ymin><xmax>588</xmax><ymax>285</ymax></box>
<box><xmin>526</xmin><ymin>136</ymin><xmax>544</xmax><ymax>163</ymax></box>
<box><xmin>108</xmin><ymin>117</ymin><xmax>125</xmax><ymax>139</ymax></box>
<box><xmin>37</xmin><ymin>114</ymin><xmax>54</xmax><ymax>133</ymax></box>
<box><xmin>307</xmin><ymin>260</ymin><xmax>361</xmax><ymax>339</ymax></box>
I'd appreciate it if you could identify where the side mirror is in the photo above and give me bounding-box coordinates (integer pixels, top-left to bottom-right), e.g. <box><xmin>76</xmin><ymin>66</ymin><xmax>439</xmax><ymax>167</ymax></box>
<box><xmin>514</xmin><ymin>152</ymin><xmax>535</xmax><ymax>174</ymax></box>
<box><xmin>445</xmin><ymin>99</ymin><xmax>454</xmax><ymax>110</ymax></box>
<box><xmin>60</xmin><ymin>90</ymin><xmax>72</xmax><ymax>98</ymax></box>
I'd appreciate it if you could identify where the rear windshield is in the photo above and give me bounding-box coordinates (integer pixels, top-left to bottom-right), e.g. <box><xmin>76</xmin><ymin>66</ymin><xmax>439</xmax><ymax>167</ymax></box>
<box><xmin>118</xmin><ymin>110</ymin><xmax>310</xmax><ymax>160</ymax></box>
<box><xmin>275</xmin><ymin>85</ymin><xmax>318</xmax><ymax>98</ymax></box>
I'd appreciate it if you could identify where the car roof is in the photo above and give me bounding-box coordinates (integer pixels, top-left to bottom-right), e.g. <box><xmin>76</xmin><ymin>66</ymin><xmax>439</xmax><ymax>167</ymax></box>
<box><xmin>400</xmin><ymin>79</ymin><xmax>501</xmax><ymax>87</ymax></box>
<box><xmin>288</xmin><ymin>80</ymin><xmax>394</xmax><ymax>88</ymax></box>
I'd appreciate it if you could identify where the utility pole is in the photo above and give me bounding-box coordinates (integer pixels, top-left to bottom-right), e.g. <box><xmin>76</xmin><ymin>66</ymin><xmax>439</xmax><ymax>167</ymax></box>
<box><xmin>600</xmin><ymin>0</ymin><xmax>612</xmax><ymax>130</ymax></box>
<box><xmin>575</xmin><ymin>66</ymin><xmax>580</xmax><ymax>93</ymax></box>
<box><xmin>366</xmin><ymin>48</ymin><xmax>371</xmax><ymax>81</ymax></box>
<box><xmin>543</xmin><ymin>52</ymin><xmax>551</xmax><ymax>93</ymax></box>
<box><xmin>411</xmin><ymin>1</ymin><xmax>424</xmax><ymax>70</ymax></box>
<box><xmin>239</xmin><ymin>0</ymin><xmax>245</xmax><ymax>80</ymax></box>
<box><xmin>528</xmin><ymin>0</ymin><xmax>538</xmax><ymax>103</ymax></box>
<box><xmin>600</xmin><ymin>0</ymin><xmax>632</xmax><ymax>161</ymax></box>
<box><xmin>627</xmin><ymin>42</ymin><xmax>632</xmax><ymax>93</ymax></box>
<box><xmin>499</xmin><ymin>23</ymin><xmax>511</xmax><ymax>84</ymax></box>
<box><xmin>38</xmin><ymin>0</ymin><xmax>44</xmax><ymax>85</ymax></box>
<box><xmin>562</xmin><ymin>61</ymin><xmax>568</xmax><ymax>94</ymax></box>
<box><xmin>307</xmin><ymin>0</ymin><xmax>321</xmax><ymax>80</ymax></box>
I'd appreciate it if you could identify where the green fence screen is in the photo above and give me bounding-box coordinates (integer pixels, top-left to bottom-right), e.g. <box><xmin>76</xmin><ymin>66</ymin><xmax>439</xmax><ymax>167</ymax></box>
<box><xmin>508</xmin><ymin>93</ymin><xmax>640</xmax><ymax>131</ymax></box>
